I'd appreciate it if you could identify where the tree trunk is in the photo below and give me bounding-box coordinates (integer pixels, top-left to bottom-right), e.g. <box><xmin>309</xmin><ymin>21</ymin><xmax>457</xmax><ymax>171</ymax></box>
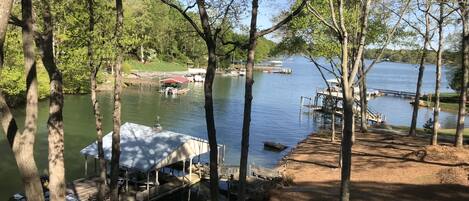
<box><xmin>351</xmin><ymin>113</ymin><xmax>355</xmax><ymax>143</ymax></box>
<box><xmin>90</xmin><ymin>62</ymin><xmax>107</xmax><ymax>201</ymax></box>
<box><xmin>340</xmin><ymin>86</ymin><xmax>354</xmax><ymax>201</ymax></box>
<box><xmin>205</xmin><ymin>47</ymin><xmax>219</xmax><ymax>201</ymax></box>
<box><xmin>331</xmin><ymin>112</ymin><xmax>336</xmax><ymax>142</ymax></box>
<box><xmin>87</xmin><ymin>0</ymin><xmax>107</xmax><ymax>199</ymax></box>
<box><xmin>339</xmin><ymin>22</ymin><xmax>351</xmax><ymax>200</ymax></box>
<box><xmin>0</xmin><ymin>0</ymin><xmax>13</xmax><ymax>66</ymax></box>
<box><xmin>1</xmin><ymin>1</ymin><xmax>44</xmax><ymax>199</ymax></box>
<box><xmin>409</xmin><ymin>2</ymin><xmax>431</xmax><ymax>136</ymax></box>
<box><xmin>1</xmin><ymin>1</ymin><xmax>45</xmax><ymax>200</ymax></box>
<box><xmin>238</xmin><ymin>1</ymin><xmax>258</xmax><ymax>200</ymax></box>
<box><xmin>195</xmin><ymin>1</ymin><xmax>220</xmax><ymax>199</ymax></box>
<box><xmin>338</xmin><ymin>1</ymin><xmax>370</xmax><ymax>199</ymax></box>
<box><xmin>359</xmin><ymin>55</ymin><xmax>368</xmax><ymax>133</ymax></box>
<box><xmin>37</xmin><ymin>1</ymin><xmax>66</xmax><ymax>200</ymax></box>
<box><xmin>140</xmin><ymin>44</ymin><xmax>144</xmax><ymax>63</ymax></box>
<box><xmin>110</xmin><ymin>0</ymin><xmax>124</xmax><ymax>200</ymax></box>
<box><xmin>16</xmin><ymin>0</ymin><xmax>46</xmax><ymax>200</ymax></box>
<box><xmin>432</xmin><ymin>2</ymin><xmax>445</xmax><ymax>146</ymax></box>
<box><xmin>455</xmin><ymin>1</ymin><xmax>468</xmax><ymax>148</ymax></box>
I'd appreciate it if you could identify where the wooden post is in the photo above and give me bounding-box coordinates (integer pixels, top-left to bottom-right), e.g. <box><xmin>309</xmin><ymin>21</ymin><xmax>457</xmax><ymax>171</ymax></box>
<box><xmin>125</xmin><ymin>169</ymin><xmax>129</xmax><ymax>192</ymax></box>
<box><xmin>104</xmin><ymin>161</ymin><xmax>108</xmax><ymax>185</ymax></box>
<box><xmin>187</xmin><ymin>185</ymin><xmax>192</xmax><ymax>200</ymax></box>
<box><xmin>217</xmin><ymin>146</ymin><xmax>220</xmax><ymax>164</ymax></box>
<box><xmin>300</xmin><ymin>96</ymin><xmax>304</xmax><ymax>110</ymax></box>
<box><xmin>155</xmin><ymin>169</ymin><xmax>159</xmax><ymax>186</ymax></box>
<box><xmin>146</xmin><ymin>172</ymin><xmax>150</xmax><ymax>193</ymax></box>
<box><xmin>182</xmin><ymin>160</ymin><xmax>186</xmax><ymax>185</ymax></box>
<box><xmin>198</xmin><ymin>163</ymin><xmax>201</xmax><ymax>179</ymax></box>
<box><xmin>189</xmin><ymin>157</ymin><xmax>193</xmax><ymax>183</ymax></box>
<box><xmin>84</xmin><ymin>156</ymin><xmax>88</xmax><ymax>177</ymax></box>
<box><xmin>222</xmin><ymin>145</ymin><xmax>226</xmax><ymax>164</ymax></box>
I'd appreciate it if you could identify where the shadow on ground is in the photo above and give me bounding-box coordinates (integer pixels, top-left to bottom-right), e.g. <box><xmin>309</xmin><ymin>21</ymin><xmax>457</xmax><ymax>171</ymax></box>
<box><xmin>270</xmin><ymin>180</ymin><xmax>469</xmax><ymax>201</ymax></box>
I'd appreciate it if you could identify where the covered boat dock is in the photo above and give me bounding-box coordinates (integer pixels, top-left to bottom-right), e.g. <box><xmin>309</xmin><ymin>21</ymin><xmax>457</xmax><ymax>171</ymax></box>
<box><xmin>159</xmin><ymin>76</ymin><xmax>190</xmax><ymax>95</ymax></box>
<box><xmin>75</xmin><ymin>122</ymin><xmax>224</xmax><ymax>200</ymax></box>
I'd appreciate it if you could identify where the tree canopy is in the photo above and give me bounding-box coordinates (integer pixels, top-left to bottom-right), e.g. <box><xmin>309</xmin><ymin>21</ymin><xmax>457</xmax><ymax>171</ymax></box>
<box><xmin>0</xmin><ymin>0</ymin><xmax>277</xmax><ymax>106</ymax></box>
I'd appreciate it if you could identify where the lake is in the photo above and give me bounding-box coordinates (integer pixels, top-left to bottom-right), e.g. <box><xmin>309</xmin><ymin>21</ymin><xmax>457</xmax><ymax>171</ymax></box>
<box><xmin>0</xmin><ymin>56</ymin><xmax>465</xmax><ymax>198</ymax></box>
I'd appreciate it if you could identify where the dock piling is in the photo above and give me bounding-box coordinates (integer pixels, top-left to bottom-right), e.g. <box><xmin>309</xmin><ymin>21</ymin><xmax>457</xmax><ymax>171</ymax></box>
<box><xmin>300</xmin><ymin>96</ymin><xmax>304</xmax><ymax>110</ymax></box>
<box><xmin>84</xmin><ymin>156</ymin><xmax>88</xmax><ymax>177</ymax></box>
<box><xmin>189</xmin><ymin>158</ymin><xmax>192</xmax><ymax>183</ymax></box>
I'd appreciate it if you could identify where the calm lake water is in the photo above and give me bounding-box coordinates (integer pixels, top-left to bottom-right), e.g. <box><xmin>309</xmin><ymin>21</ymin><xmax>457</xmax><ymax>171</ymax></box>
<box><xmin>0</xmin><ymin>56</ymin><xmax>466</xmax><ymax>198</ymax></box>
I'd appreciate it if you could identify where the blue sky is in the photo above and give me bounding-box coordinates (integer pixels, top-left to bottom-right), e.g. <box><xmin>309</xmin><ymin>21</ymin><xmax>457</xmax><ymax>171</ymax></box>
<box><xmin>240</xmin><ymin>0</ymin><xmax>294</xmax><ymax>42</ymax></box>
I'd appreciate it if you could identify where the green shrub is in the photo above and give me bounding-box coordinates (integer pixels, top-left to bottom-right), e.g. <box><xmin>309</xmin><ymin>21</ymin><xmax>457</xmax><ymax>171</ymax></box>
<box><xmin>423</xmin><ymin>118</ymin><xmax>433</xmax><ymax>134</ymax></box>
<box><xmin>0</xmin><ymin>67</ymin><xmax>50</xmax><ymax>107</ymax></box>
<box><xmin>122</xmin><ymin>62</ymin><xmax>132</xmax><ymax>74</ymax></box>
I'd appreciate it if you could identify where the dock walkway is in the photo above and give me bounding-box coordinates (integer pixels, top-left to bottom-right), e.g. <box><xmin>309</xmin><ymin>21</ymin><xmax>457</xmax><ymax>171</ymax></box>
<box><xmin>68</xmin><ymin>177</ymin><xmax>102</xmax><ymax>201</ymax></box>
<box><xmin>136</xmin><ymin>173</ymin><xmax>201</xmax><ymax>201</ymax></box>
<box><xmin>370</xmin><ymin>88</ymin><xmax>416</xmax><ymax>99</ymax></box>
<box><xmin>68</xmin><ymin>173</ymin><xmax>202</xmax><ymax>201</ymax></box>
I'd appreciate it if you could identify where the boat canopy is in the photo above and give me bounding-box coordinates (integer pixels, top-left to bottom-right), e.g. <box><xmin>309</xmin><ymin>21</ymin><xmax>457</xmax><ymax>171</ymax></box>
<box><xmin>80</xmin><ymin>122</ymin><xmax>211</xmax><ymax>172</ymax></box>
<box><xmin>326</xmin><ymin>78</ymin><xmax>341</xmax><ymax>84</ymax></box>
<box><xmin>160</xmin><ymin>76</ymin><xmax>189</xmax><ymax>84</ymax></box>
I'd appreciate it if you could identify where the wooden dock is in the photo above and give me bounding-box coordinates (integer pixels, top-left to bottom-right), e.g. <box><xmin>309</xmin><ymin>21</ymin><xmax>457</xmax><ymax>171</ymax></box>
<box><xmin>68</xmin><ymin>177</ymin><xmax>102</xmax><ymax>201</ymax></box>
<box><xmin>301</xmin><ymin>91</ymin><xmax>385</xmax><ymax>123</ymax></box>
<box><xmin>68</xmin><ymin>173</ymin><xmax>201</xmax><ymax>201</ymax></box>
<box><xmin>370</xmin><ymin>88</ymin><xmax>416</xmax><ymax>99</ymax></box>
<box><xmin>253</xmin><ymin>66</ymin><xmax>282</xmax><ymax>71</ymax></box>
<box><xmin>135</xmin><ymin>173</ymin><xmax>201</xmax><ymax>201</ymax></box>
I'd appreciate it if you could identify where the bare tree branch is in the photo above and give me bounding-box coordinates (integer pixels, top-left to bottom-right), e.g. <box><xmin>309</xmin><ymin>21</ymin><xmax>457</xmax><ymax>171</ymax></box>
<box><xmin>215</xmin><ymin>0</ymin><xmax>235</xmax><ymax>36</ymax></box>
<box><xmin>329</xmin><ymin>0</ymin><xmax>340</xmax><ymax>35</ymax></box>
<box><xmin>308</xmin><ymin>55</ymin><xmax>339</xmax><ymax>78</ymax></box>
<box><xmin>184</xmin><ymin>2</ymin><xmax>197</xmax><ymax>13</ymax></box>
<box><xmin>310</xmin><ymin>57</ymin><xmax>337</xmax><ymax>92</ymax></box>
<box><xmin>161</xmin><ymin>0</ymin><xmax>205</xmax><ymax>39</ymax></box>
<box><xmin>355</xmin><ymin>0</ymin><xmax>411</xmax><ymax>85</ymax></box>
<box><xmin>8</xmin><ymin>15</ymin><xmax>23</xmax><ymax>27</ymax></box>
<box><xmin>256</xmin><ymin>0</ymin><xmax>308</xmax><ymax>37</ymax></box>
<box><xmin>348</xmin><ymin>0</ymin><xmax>371</xmax><ymax>85</ymax></box>
<box><xmin>306</xmin><ymin>2</ymin><xmax>340</xmax><ymax>34</ymax></box>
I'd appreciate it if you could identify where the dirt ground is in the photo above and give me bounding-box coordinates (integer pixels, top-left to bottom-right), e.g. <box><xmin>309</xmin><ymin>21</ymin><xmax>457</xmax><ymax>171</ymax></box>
<box><xmin>269</xmin><ymin>130</ymin><xmax>469</xmax><ymax>201</ymax></box>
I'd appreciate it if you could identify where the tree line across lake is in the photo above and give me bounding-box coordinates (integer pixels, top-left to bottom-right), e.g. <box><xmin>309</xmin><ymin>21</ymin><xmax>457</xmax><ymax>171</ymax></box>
<box><xmin>0</xmin><ymin>0</ymin><xmax>277</xmax><ymax>107</ymax></box>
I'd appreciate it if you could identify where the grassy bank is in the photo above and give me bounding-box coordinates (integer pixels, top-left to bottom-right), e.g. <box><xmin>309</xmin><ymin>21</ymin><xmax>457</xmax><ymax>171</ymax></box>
<box><xmin>422</xmin><ymin>92</ymin><xmax>468</xmax><ymax>113</ymax></box>
<box><xmin>125</xmin><ymin>60</ymin><xmax>187</xmax><ymax>72</ymax></box>
<box><xmin>390</xmin><ymin>125</ymin><xmax>469</xmax><ymax>137</ymax></box>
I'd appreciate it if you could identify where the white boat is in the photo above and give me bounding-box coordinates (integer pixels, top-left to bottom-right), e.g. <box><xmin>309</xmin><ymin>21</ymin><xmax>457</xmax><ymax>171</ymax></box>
<box><xmin>193</xmin><ymin>74</ymin><xmax>205</xmax><ymax>82</ymax></box>
<box><xmin>269</xmin><ymin>60</ymin><xmax>283</xmax><ymax>67</ymax></box>
<box><xmin>229</xmin><ymin>70</ymin><xmax>239</xmax><ymax>76</ymax></box>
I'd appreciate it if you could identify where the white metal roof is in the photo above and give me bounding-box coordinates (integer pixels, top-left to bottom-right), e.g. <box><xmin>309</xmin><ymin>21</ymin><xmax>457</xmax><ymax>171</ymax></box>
<box><xmin>80</xmin><ymin>122</ymin><xmax>211</xmax><ymax>172</ymax></box>
<box><xmin>326</xmin><ymin>78</ymin><xmax>340</xmax><ymax>84</ymax></box>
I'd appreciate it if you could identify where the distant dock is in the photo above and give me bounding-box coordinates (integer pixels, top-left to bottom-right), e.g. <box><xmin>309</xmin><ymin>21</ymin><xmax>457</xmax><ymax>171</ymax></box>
<box><xmin>369</xmin><ymin>88</ymin><xmax>417</xmax><ymax>99</ymax></box>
